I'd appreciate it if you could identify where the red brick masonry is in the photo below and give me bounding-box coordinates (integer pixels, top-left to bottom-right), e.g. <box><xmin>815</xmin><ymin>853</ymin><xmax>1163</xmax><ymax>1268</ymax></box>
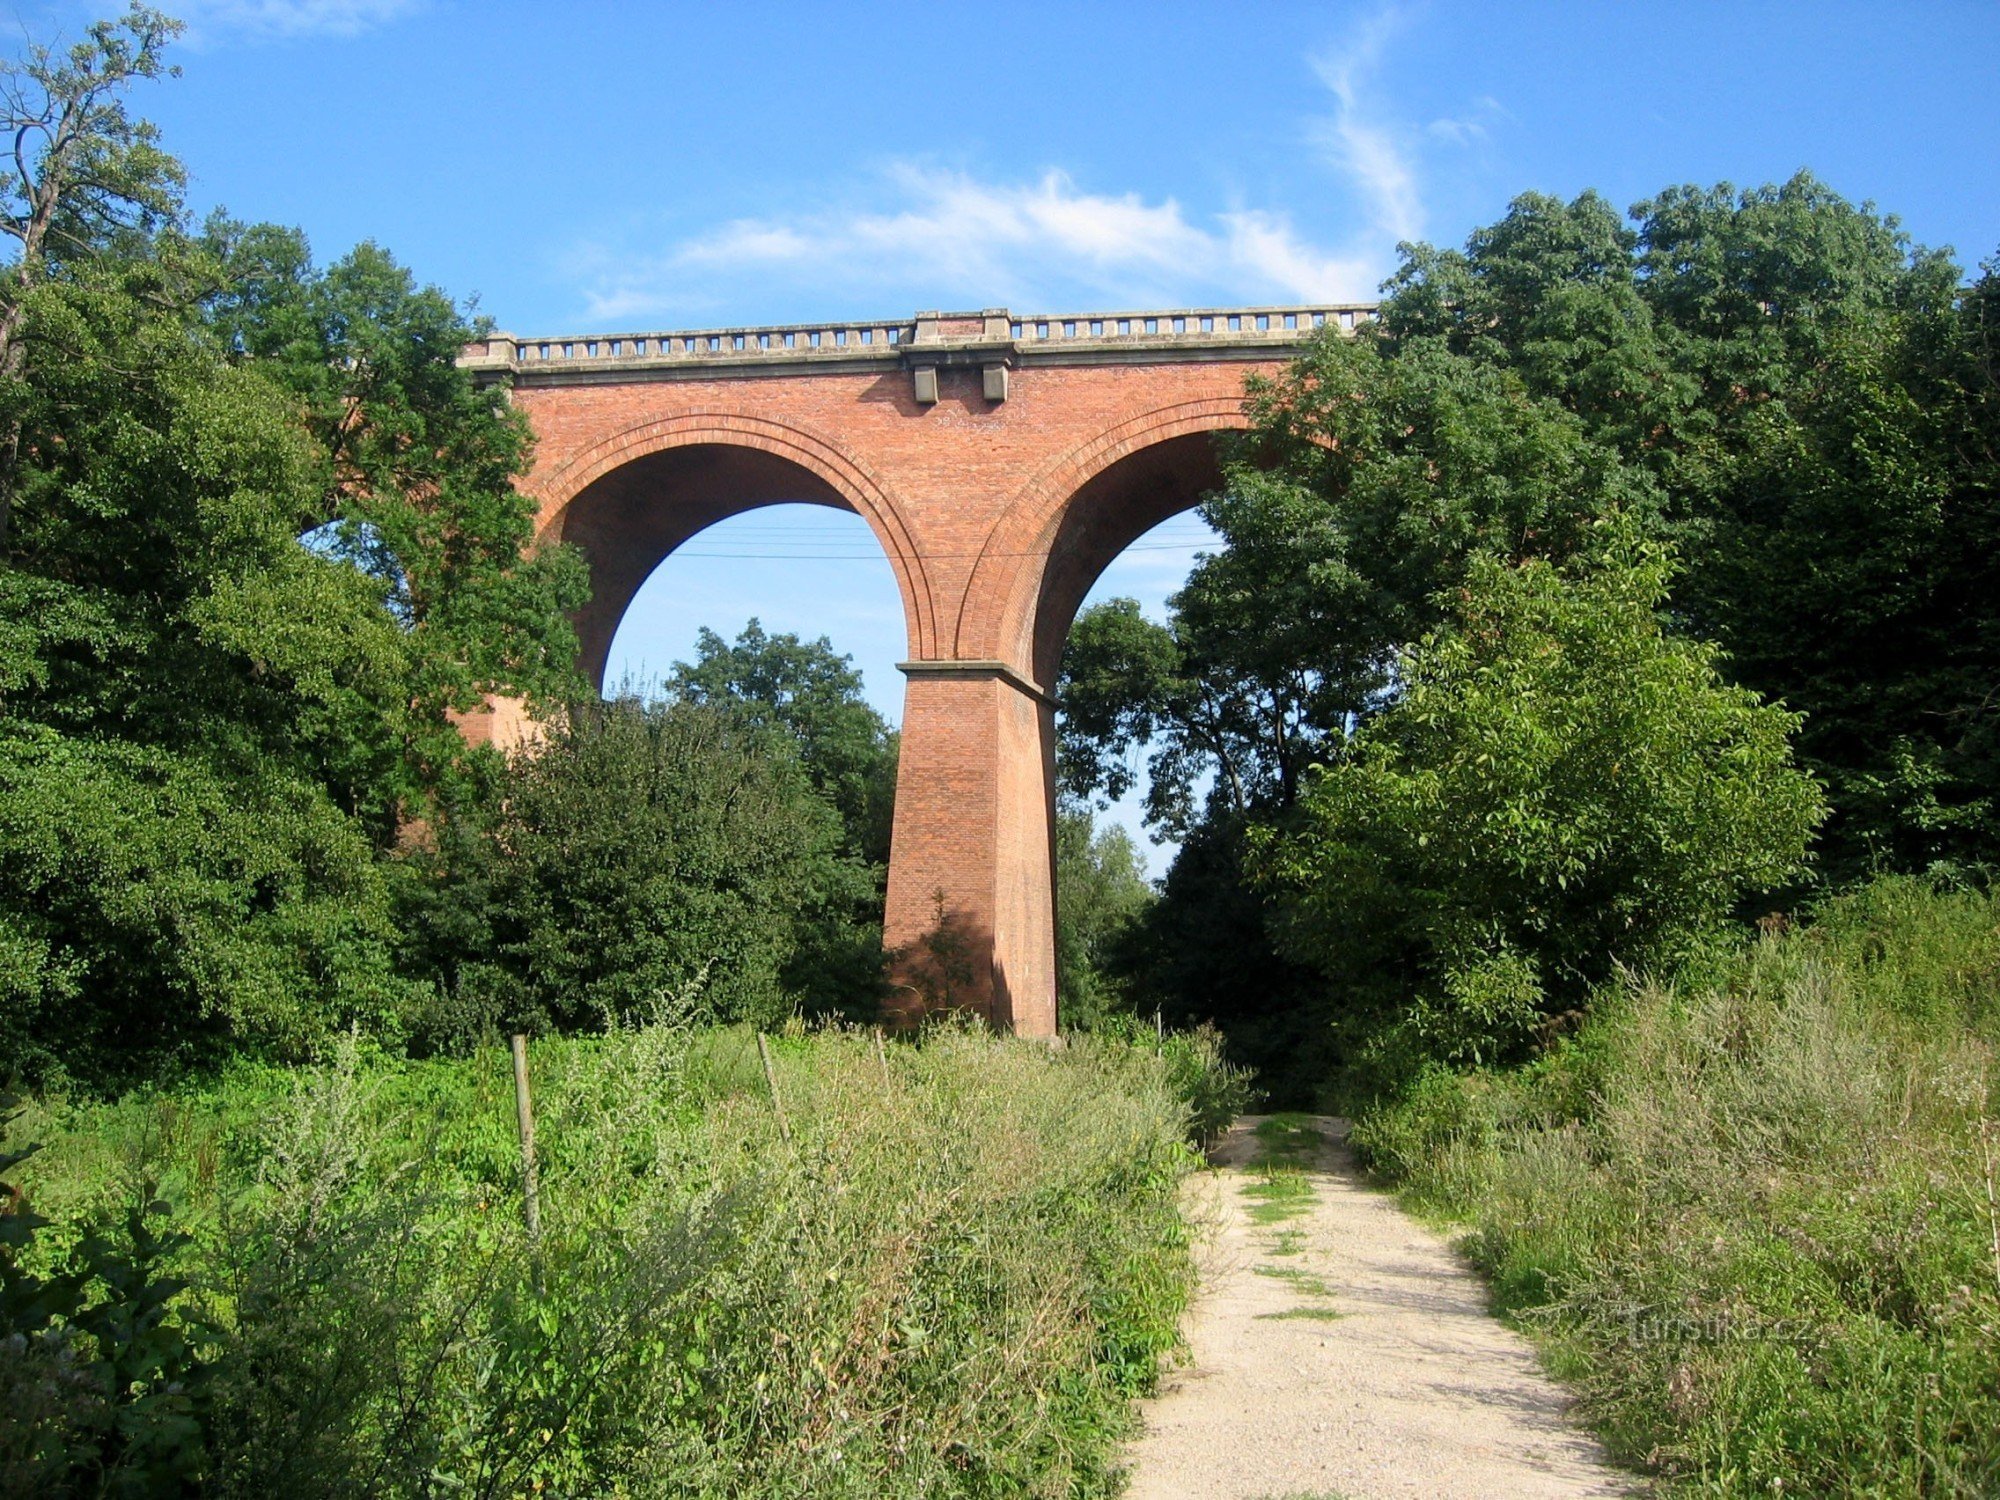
<box><xmin>459</xmin><ymin>306</ymin><xmax>1372</xmax><ymax>1033</ymax></box>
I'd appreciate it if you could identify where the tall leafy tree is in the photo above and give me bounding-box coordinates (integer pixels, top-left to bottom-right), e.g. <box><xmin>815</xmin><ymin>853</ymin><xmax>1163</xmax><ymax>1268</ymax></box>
<box><xmin>0</xmin><ymin>4</ymin><xmax>182</xmax><ymax>549</ymax></box>
<box><xmin>0</xmin><ymin>9</ymin><xmax>589</xmax><ymax>1080</ymax></box>
<box><xmin>0</xmin><ymin>216</ymin><xmax>408</xmax><ymax>1074</ymax></box>
<box><xmin>1059</xmin><ymin>330</ymin><xmax>1658</xmax><ymax>832</ymax></box>
<box><xmin>666</xmin><ymin>619</ymin><xmax>898</xmax><ymax>863</ymax></box>
<box><xmin>1377</xmin><ymin>173</ymin><xmax>1997</xmax><ymax>875</ymax></box>
<box><xmin>201</xmin><ymin>221</ymin><xmax>589</xmax><ymax>833</ymax></box>
<box><xmin>1257</xmin><ymin>534</ymin><xmax>1822</xmax><ymax>1088</ymax></box>
<box><xmin>1071</xmin><ymin>173</ymin><xmax>1999</xmax><ymax>1096</ymax></box>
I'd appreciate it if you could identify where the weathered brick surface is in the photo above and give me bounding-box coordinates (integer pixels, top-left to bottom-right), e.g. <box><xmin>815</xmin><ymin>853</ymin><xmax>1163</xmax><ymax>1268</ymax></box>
<box><xmin>502</xmin><ymin>351</ymin><xmax>1286</xmax><ymax>1034</ymax></box>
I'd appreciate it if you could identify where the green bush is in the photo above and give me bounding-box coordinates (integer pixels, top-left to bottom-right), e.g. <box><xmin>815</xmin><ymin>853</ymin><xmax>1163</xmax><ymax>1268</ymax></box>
<box><xmin>1260</xmin><ymin>531</ymin><xmax>1824</xmax><ymax>1087</ymax></box>
<box><xmin>1354</xmin><ymin>875</ymin><xmax>2000</xmax><ymax>1494</ymax></box>
<box><xmin>0</xmin><ymin>732</ymin><xmax>409</xmax><ymax>1084</ymax></box>
<box><xmin>1</xmin><ymin>1104</ymin><xmax>218</xmax><ymax>1496</ymax></box>
<box><xmin>397</xmin><ymin>698</ymin><xmax>879</xmax><ymax>1043</ymax></box>
<box><xmin>5</xmin><ymin>1023</ymin><xmax>1204</xmax><ymax>1497</ymax></box>
<box><xmin>1074</xmin><ymin>1016</ymin><xmax>1253</xmax><ymax>1146</ymax></box>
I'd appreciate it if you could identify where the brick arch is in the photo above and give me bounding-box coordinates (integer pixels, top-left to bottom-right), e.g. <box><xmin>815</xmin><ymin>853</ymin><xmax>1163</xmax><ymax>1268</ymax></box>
<box><xmin>958</xmin><ymin>397</ymin><xmax>1249</xmax><ymax>687</ymax></box>
<box><xmin>478</xmin><ymin>304</ymin><xmax>1347</xmax><ymax>1037</ymax></box>
<box><xmin>528</xmin><ymin>412</ymin><xmax>936</xmax><ymax>686</ymax></box>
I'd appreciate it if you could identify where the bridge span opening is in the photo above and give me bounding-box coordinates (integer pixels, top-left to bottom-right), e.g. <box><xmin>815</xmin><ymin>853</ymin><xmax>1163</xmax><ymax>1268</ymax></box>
<box><xmin>461</xmin><ymin>303</ymin><xmax>1374</xmax><ymax>1034</ymax></box>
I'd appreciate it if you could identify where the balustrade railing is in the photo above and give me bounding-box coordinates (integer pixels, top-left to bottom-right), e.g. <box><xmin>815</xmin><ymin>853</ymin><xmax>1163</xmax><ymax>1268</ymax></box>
<box><xmin>464</xmin><ymin>303</ymin><xmax>1378</xmax><ymax>371</ymax></box>
<box><xmin>1004</xmin><ymin>304</ymin><xmax>1374</xmax><ymax>342</ymax></box>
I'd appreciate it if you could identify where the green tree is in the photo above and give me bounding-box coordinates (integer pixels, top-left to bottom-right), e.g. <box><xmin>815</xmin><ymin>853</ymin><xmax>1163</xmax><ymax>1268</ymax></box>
<box><xmin>1075</xmin><ymin>174</ymin><xmax>1999</xmax><ymax>1088</ymax></box>
<box><xmin>200</xmin><ymin>221</ymin><xmax>590</xmax><ymax>835</ymax></box>
<box><xmin>666</xmin><ymin>619</ymin><xmax>897</xmax><ymax>863</ymax></box>
<box><xmin>1052</xmin><ymin>805</ymin><xmax>1151</xmax><ymax>1029</ymax></box>
<box><xmin>398</xmin><ymin>698</ymin><xmax>864</xmax><ymax>1038</ymax></box>
<box><xmin>1256</xmin><ymin>533</ymin><xmax>1823</xmax><ymax>1083</ymax></box>
<box><xmin>0</xmin><ymin>4</ymin><xmax>182</xmax><ymax>549</ymax></box>
<box><xmin>0</xmin><ymin>125</ymin><xmax>411</xmax><ymax>1078</ymax></box>
<box><xmin>1058</xmin><ymin>332</ymin><xmax>1659</xmax><ymax>835</ymax></box>
<box><xmin>0</xmin><ymin>9</ymin><xmax>588</xmax><ymax>1080</ymax></box>
<box><xmin>1377</xmin><ymin>173</ymin><xmax>1997</xmax><ymax>876</ymax></box>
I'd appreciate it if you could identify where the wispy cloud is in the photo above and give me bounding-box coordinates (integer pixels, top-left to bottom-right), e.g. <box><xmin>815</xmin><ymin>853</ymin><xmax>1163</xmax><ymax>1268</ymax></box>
<box><xmin>572</xmin><ymin>165</ymin><xmax>1384</xmax><ymax>326</ymax></box>
<box><xmin>1427</xmin><ymin>95</ymin><xmax>1509</xmax><ymax>146</ymax></box>
<box><xmin>1310</xmin><ymin>5</ymin><xmax>1426</xmax><ymax>244</ymax></box>
<box><xmin>563</xmin><ymin>3</ymin><xmax>1498</xmax><ymax>329</ymax></box>
<box><xmin>174</xmin><ymin>0</ymin><xmax>421</xmax><ymax>43</ymax></box>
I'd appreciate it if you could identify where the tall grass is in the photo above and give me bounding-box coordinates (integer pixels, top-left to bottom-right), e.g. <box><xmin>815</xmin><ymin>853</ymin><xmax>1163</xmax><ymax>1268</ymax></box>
<box><xmin>1352</xmin><ymin>876</ymin><xmax>2000</xmax><ymax>1496</ymax></box>
<box><xmin>4</xmin><ymin>1020</ymin><xmax>1238</xmax><ymax>1497</ymax></box>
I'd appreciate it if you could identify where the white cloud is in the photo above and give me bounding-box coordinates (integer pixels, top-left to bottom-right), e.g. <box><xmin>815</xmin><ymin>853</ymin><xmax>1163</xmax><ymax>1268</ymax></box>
<box><xmin>1310</xmin><ymin>5</ymin><xmax>1426</xmax><ymax>245</ymax></box>
<box><xmin>175</xmin><ymin>0</ymin><xmax>421</xmax><ymax>43</ymax></box>
<box><xmin>561</xmin><ymin>3</ymin><xmax>1501</xmax><ymax>329</ymax></box>
<box><xmin>572</xmin><ymin>166</ymin><xmax>1385</xmax><ymax>326</ymax></box>
<box><xmin>1427</xmin><ymin>96</ymin><xmax>1510</xmax><ymax>146</ymax></box>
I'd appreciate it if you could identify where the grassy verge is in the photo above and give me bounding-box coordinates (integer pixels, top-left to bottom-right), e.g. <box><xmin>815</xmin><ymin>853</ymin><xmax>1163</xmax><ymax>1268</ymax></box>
<box><xmin>1350</xmin><ymin>876</ymin><xmax>2000</xmax><ymax>1495</ymax></box>
<box><xmin>3</xmin><ymin>1021</ymin><xmax>1243</xmax><ymax>1497</ymax></box>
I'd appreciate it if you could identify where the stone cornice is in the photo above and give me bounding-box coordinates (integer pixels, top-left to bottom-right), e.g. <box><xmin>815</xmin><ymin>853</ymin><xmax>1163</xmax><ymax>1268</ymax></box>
<box><xmin>463</xmin><ymin>304</ymin><xmax>1378</xmax><ymax>389</ymax></box>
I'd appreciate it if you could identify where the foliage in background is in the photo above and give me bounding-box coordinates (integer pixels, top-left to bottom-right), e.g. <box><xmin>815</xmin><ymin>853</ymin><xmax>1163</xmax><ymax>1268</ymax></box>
<box><xmin>1350</xmin><ymin>876</ymin><xmax>2000</xmax><ymax>1495</ymax></box>
<box><xmin>1053</xmin><ymin>804</ymin><xmax>1152</xmax><ymax>1030</ymax></box>
<box><xmin>1380</xmin><ymin>175</ymin><xmax>1999</xmax><ymax>880</ymax></box>
<box><xmin>1059</xmin><ymin>331</ymin><xmax>1653</xmax><ymax>837</ymax></box>
<box><xmin>667</xmin><ymin>619</ymin><xmax>899</xmax><ymax>866</ymax></box>
<box><xmin>2</xmin><ymin>1022</ymin><xmax>1231</xmax><ymax>1497</ymax></box>
<box><xmin>1259</xmin><ymin>533</ymin><xmax>1823</xmax><ymax>1091</ymax></box>
<box><xmin>659</xmin><ymin>620</ymin><xmax>900</xmax><ymax>1022</ymax></box>
<box><xmin>1061</xmin><ymin>171</ymin><xmax>2000</xmax><ymax>1096</ymax></box>
<box><xmin>1111</xmin><ymin>813</ymin><xmax>1335</xmax><ymax>1105</ymax></box>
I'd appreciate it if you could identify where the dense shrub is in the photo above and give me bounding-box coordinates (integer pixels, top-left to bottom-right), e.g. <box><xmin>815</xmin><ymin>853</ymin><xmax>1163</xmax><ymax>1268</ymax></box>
<box><xmin>0</xmin><ymin>1105</ymin><xmax>217</xmax><ymax>1495</ymax></box>
<box><xmin>396</xmin><ymin>698</ymin><xmax>878</xmax><ymax>1043</ymax></box>
<box><xmin>4</xmin><ymin>1022</ymin><xmax>1223</xmax><ymax>1497</ymax></box>
<box><xmin>1352</xmin><ymin>876</ymin><xmax>2000</xmax><ymax>1495</ymax></box>
<box><xmin>0</xmin><ymin>732</ymin><xmax>407</xmax><ymax>1084</ymax></box>
<box><xmin>1258</xmin><ymin>533</ymin><xmax>1822</xmax><ymax>1093</ymax></box>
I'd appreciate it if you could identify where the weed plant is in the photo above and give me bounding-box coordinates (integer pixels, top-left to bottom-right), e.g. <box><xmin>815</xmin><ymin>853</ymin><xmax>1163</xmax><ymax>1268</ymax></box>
<box><xmin>2</xmin><ymin>1020</ymin><xmax>1236</xmax><ymax>1497</ymax></box>
<box><xmin>1351</xmin><ymin>875</ymin><xmax>2000</xmax><ymax>1495</ymax></box>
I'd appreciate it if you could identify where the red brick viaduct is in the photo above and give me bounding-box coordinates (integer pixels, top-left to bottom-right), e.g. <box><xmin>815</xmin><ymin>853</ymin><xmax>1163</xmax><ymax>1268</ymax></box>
<box><xmin>459</xmin><ymin>304</ymin><xmax>1373</xmax><ymax>1035</ymax></box>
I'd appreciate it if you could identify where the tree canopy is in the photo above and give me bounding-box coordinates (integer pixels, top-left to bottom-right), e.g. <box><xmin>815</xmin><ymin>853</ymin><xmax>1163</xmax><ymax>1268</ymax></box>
<box><xmin>1257</xmin><ymin>533</ymin><xmax>1822</xmax><ymax>1080</ymax></box>
<box><xmin>1062</xmin><ymin>172</ymin><xmax>1999</xmax><ymax>1098</ymax></box>
<box><xmin>666</xmin><ymin>619</ymin><xmax>898</xmax><ymax>864</ymax></box>
<box><xmin>0</xmin><ymin>7</ymin><xmax>588</xmax><ymax>1082</ymax></box>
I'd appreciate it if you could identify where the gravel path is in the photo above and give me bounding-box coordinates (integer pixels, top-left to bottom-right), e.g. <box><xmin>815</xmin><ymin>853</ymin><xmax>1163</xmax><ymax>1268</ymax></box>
<box><xmin>1121</xmin><ymin>1115</ymin><xmax>1632</xmax><ymax>1500</ymax></box>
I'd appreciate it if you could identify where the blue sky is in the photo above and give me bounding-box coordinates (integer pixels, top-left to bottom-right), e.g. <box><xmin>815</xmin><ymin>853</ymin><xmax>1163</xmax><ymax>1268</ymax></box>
<box><xmin>26</xmin><ymin>0</ymin><xmax>1999</xmax><ymax>865</ymax></box>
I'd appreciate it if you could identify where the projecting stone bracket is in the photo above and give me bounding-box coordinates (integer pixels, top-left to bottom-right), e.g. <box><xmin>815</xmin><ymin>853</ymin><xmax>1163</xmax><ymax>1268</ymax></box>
<box><xmin>898</xmin><ymin>658</ymin><xmax>1055</xmax><ymax>707</ymax></box>
<box><xmin>902</xmin><ymin>343</ymin><xmax>1017</xmax><ymax>406</ymax></box>
<box><xmin>904</xmin><ymin>308</ymin><xmax>1016</xmax><ymax>405</ymax></box>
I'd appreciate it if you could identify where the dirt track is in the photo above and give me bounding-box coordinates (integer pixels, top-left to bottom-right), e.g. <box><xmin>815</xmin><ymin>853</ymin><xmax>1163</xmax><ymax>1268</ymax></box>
<box><xmin>1121</xmin><ymin>1116</ymin><xmax>1631</xmax><ymax>1500</ymax></box>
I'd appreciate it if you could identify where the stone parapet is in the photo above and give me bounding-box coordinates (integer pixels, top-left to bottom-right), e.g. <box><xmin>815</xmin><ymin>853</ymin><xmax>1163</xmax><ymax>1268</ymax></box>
<box><xmin>460</xmin><ymin>303</ymin><xmax>1377</xmax><ymax>388</ymax></box>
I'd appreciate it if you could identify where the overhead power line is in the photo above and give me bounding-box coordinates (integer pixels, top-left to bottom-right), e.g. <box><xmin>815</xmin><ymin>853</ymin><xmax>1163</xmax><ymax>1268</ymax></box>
<box><xmin>662</xmin><ymin>540</ymin><xmax>1221</xmax><ymax>561</ymax></box>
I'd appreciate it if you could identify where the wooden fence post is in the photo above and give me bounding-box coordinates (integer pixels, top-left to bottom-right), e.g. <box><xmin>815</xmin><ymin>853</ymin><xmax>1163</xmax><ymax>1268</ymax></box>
<box><xmin>510</xmin><ymin>1033</ymin><xmax>546</xmax><ymax>1295</ymax></box>
<box><xmin>757</xmin><ymin>1032</ymin><xmax>792</xmax><ymax>1142</ymax></box>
